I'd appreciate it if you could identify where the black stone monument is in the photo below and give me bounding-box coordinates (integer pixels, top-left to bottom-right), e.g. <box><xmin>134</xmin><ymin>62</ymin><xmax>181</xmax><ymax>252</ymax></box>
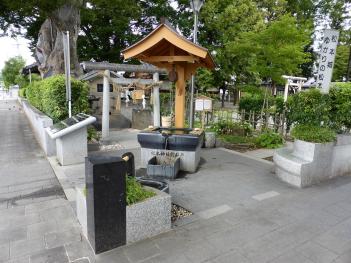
<box><xmin>122</xmin><ymin>152</ymin><xmax>135</xmax><ymax>177</ymax></box>
<box><xmin>85</xmin><ymin>155</ymin><xmax>126</xmax><ymax>254</ymax></box>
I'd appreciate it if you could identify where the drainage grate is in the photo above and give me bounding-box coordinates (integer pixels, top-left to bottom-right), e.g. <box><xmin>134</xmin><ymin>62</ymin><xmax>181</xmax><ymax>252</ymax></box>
<box><xmin>171</xmin><ymin>204</ymin><xmax>193</xmax><ymax>222</ymax></box>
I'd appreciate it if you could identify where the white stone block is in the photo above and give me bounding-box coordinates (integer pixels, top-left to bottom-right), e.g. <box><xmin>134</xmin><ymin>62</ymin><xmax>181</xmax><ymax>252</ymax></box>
<box><xmin>56</xmin><ymin>127</ymin><xmax>87</xmax><ymax>166</ymax></box>
<box><xmin>274</xmin><ymin>139</ymin><xmax>340</xmax><ymax>188</ymax></box>
<box><xmin>140</xmin><ymin>146</ymin><xmax>201</xmax><ymax>173</ymax></box>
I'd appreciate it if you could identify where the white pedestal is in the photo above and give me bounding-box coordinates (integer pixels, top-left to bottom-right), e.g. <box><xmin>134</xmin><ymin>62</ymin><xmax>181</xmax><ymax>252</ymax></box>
<box><xmin>140</xmin><ymin>146</ymin><xmax>201</xmax><ymax>173</ymax></box>
<box><xmin>56</xmin><ymin>127</ymin><xmax>88</xmax><ymax>166</ymax></box>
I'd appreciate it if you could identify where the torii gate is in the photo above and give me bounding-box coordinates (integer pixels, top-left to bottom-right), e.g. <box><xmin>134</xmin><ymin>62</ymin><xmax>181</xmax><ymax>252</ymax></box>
<box><xmin>282</xmin><ymin>75</ymin><xmax>307</xmax><ymax>102</ymax></box>
<box><xmin>82</xmin><ymin>61</ymin><xmax>167</xmax><ymax>139</ymax></box>
<box><xmin>122</xmin><ymin>20</ymin><xmax>215</xmax><ymax>128</ymax></box>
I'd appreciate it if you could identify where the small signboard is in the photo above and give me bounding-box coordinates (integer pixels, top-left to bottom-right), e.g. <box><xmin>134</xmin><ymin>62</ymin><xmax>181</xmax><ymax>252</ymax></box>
<box><xmin>46</xmin><ymin>113</ymin><xmax>96</xmax><ymax>139</ymax></box>
<box><xmin>316</xmin><ymin>29</ymin><xmax>339</xmax><ymax>94</ymax></box>
<box><xmin>195</xmin><ymin>95</ymin><xmax>213</xmax><ymax>112</ymax></box>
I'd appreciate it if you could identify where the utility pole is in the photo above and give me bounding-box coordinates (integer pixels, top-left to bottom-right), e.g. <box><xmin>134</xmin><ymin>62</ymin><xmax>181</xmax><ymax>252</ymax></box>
<box><xmin>189</xmin><ymin>0</ymin><xmax>204</xmax><ymax>128</ymax></box>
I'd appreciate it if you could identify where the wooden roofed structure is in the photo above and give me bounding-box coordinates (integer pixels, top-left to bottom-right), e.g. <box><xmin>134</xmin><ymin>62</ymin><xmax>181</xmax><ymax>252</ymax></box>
<box><xmin>122</xmin><ymin>21</ymin><xmax>215</xmax><ymax>128</ymax></box>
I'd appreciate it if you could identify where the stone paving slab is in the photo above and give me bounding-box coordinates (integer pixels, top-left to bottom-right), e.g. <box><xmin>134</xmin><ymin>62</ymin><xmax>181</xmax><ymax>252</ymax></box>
<box><xmin>4</xmin><ymin>100</ymin><xmax>351</xmax><ymax>263</ymax></box>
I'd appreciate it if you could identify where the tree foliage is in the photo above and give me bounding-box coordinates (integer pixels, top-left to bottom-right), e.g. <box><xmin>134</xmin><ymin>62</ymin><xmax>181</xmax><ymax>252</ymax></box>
<box><xmin>1</xmin><ymin>56</ymin><xmax>26</xmax><ymax>89</ymax></box>
<box><xmin>237</xmin><ymin>15</ymin><xmax>311</xmax><ymax>87</ymax></box>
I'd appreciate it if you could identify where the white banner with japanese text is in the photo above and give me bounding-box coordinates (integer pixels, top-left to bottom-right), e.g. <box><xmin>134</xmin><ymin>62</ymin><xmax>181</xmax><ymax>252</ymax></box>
<box><xmin>316</xmin><ymin>29</ymin><xmax>339</xmax><ymax>93</ymax></box>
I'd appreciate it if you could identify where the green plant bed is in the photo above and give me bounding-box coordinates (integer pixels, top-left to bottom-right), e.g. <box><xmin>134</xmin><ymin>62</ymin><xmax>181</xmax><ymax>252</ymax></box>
<box><xmin>126</xmin><ymin>176</ymin><xmax>156</xmax><ymax>205</ymax></box>
<box><xmin>291</xmin><ymin>124</ymin><xmax>336</xmax><ymax>143</ymax></box>
<box><xmin>83</xmin><ymin>176</ymin><xmax>156</xmax><ymax>206</ymax></box>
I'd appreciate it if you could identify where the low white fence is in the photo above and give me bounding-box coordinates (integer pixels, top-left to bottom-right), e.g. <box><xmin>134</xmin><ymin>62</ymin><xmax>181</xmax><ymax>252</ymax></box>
<box><xmin>18</xmin><ymin>97</ymin><xmax>56</xmax><ymax>156</ymax></box>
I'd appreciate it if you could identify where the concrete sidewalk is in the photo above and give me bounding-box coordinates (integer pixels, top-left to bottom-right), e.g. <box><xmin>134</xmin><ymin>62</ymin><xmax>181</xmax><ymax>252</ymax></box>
<box><xmin>4</xmin><ymin>99</ymin><xmax>351</xmax><ymax>263</ymax></box>
<box><xmin>0</xmin><ymin>100</ymin><xmax>93</xmax><ymax>263</ymax></box>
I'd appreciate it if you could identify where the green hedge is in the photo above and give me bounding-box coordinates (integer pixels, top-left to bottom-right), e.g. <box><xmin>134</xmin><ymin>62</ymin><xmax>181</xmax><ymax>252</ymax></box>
<box><xmin>286</xmin><ymin>85</ymin><xmax>351</xmax><ymax>132</ymax></box>
<box><xmin>26</xmin><ymin>75</ymin><xmax>89</xmax><ymax>122</ymax></box>
<box><xmin>286</xmin><ymin>88</ymin><xmax>331</xmax><ymax>127</ymax></box>
<box><xmin>19</xmin><ymin>87</ymin><xmax>26</xmax><ymax>98</ymax></box>
<box><xmin>291</xmin><ymin>124</ymin><xmax>336</xmax><ymax>143</ymax></box>
<box><xmin>239</xmin><ymin>93</ymin><xmax>283</xmax><ymax>116</ymax></box>
<box><xmin>329</xmin><ymin>82</ymin><xmax>351</xmax><ymax>130</ymax></box>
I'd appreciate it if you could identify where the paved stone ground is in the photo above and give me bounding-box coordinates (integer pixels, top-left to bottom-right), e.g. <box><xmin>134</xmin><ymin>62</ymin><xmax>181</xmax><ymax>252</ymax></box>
<box><xmin>3</xmin><ymin>99</ymin><xmax>351</xmax><ymax>263</ymax></box>
<box><xmin>0</xmin><ymin>100</ymin><xmax>93</xmax><ymax>263</ymax></box>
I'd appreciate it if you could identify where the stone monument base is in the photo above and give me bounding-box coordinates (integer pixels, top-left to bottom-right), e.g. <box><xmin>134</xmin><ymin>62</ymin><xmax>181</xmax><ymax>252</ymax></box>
<box><xmin>56</xmin><ymin>127</ymin><xmax>88</xmax><ymax>166</ymax></box>
<box><xmin>141</xmin><ymin>146</ymin><xmax>201</xmax><ymax>173</ymax></box>
<box><xmin>76</xmin><ymin>186</ymin><xmax>171</xmax><ymax>244</ymax></box>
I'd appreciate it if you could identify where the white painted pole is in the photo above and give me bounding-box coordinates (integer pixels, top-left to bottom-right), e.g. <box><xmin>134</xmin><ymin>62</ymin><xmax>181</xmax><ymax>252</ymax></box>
<box><xmin>102</xmin><ymin>70</ymin><xmax>110</xmax><ymax>139</ymax></box>
<box><xmin>153</xmin><ymin>73</ymin><xmax>160</xmax><ymax>127</ymax></box>
<box><xmin>63</xmin><ymin>31</ymin><xmax>72</xmax><ymax>118</ymax></box>
<box><xmin>67</xmin><ymin>31</ymin><xmax>71</xmax><ymax>118</ymax></box>
<box><xmin>284</xmin><ymin>80</ymin><xmax>289</xmax><ymax>102</ymax></box>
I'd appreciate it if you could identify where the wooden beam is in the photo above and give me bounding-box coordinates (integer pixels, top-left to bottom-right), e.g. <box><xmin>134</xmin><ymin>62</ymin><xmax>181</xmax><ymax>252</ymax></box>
<box><xmin>175</xmin><ymin>65</ymin><xmax>185</xmax><ymax>128</ymax></box>
<box><xmin>143</xmin><ymin>56</ymin><xmax>199</xmax><ymax>63</ymax></box>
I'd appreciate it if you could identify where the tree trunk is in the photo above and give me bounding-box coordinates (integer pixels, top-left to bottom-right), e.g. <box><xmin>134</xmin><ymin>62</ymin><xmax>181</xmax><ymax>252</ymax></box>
<box><xmin>36</xmin><ymin>3</ymin><xmax>82</xmax><ymax>78</ymax></box>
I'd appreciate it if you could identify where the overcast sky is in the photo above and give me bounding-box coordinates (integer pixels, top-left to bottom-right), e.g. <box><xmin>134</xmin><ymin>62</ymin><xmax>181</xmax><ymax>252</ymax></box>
<box><xmin>0</xmin><ymin>36</ymin><xmax>35</xmax><ymax>71</ymax></box>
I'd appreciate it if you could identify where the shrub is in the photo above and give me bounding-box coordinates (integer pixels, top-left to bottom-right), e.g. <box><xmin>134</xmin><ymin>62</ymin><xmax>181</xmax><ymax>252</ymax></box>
<box><xmin>255</xmin><ymin>130</ymin><xmax>284</xmax><ymax>148</ymax></box>
<box><xmin>211</xmin><ymin>120</ymin><xmax>252</xmax><ymax>136</ymax></box>
<box><xmin>126</xmin><ymin>176</ymin><xmax>156</xmax><ymax>205</ymax></box>
<box><xmin>26</xmin><ymin>81</ymin><xmax>42</xmax><ymax>110</ymax></box>
<box><xmin>286</xmin><ymin>89</ymin><xmax>331</xmax><ymax>127</ymax></box>
<box><xmin>87</xmin><ymin>126</ymin><xmax>100</xmax><ymax>142</ymax></box>
<box><xmin>19</xmin><ymin>87</ymin><xmax>26</xmax><ymax>98</ymax></box>
<box><xmin>291</xmin><ymin>124</ymin><xmax>336</xmax><ymax>143</ymax></box>
<box><xmin>239</xmin><ymin>85</ymin><xmax>265</xmax><ymax>96</ymax></box>
<box><xmin>84</xmin><ymin>176</ymin><xmax>156</xmax><ymax>206</ymax></box>
<box><xmin>329</xmin><ymin>82</ymin><xmax>351</xmax><ymax>131</ymax></box>
<box><xmin>239</xmin><ymin>93</ymin><xmax>265</xmax><ymax>114</ymax></box>
<box><xmin>26</xmin><ymin>75</ymin><xmax>89</xmax><ymax>122</ymax></box>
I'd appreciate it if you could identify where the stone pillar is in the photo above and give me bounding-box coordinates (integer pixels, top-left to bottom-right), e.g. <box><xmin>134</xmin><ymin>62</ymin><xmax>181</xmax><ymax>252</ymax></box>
<box><xmin>175</xmin><ymin>65</ymin><xmax>185</xmax><ymax>128</ymax></box>
<box><xmin>102</xmin><ymin>70</ymin><xmax>110</xmax><ymax>139</ymax></box>
<box><xmin>85</xmin><ymin>155</ymin><xmax>126</xmax><ymax>254</ymax></box>
<box><xmin>153</xmin><ymin>73</ymin><xmax>160</xmax><ymax>127</ymax></box>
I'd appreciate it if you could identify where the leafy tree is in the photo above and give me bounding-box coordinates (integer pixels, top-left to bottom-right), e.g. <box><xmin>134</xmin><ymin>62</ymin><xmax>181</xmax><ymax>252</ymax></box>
<box><xmin>79</xmin><ymin>0</ymin><xmax>180</xmax><ymax>63</ymax></box>
<box><xmin>318</xmin><ymin>0</ymin><xmax>351</xmax><ymax>80</ymax></box>
<box><xmin>0</xmin><ymin>0</ymin><xmax>84</xmax><ymax>77</ymax></box>
<box><xmin>0</xmin><ymin>0</ymin><xmax>184</xmax><ymax>75</ymax></box>
<box><xmin>235</xmin><ymin>15</ymin><xmax>311</xmax><ymax>92</ymax></box>
<box><xmin>1</xmin><ymin>56</ymin><xmax>26</xmax><ymax>89</ymax></box>
<box><xmin>333</xmin><ymin>45</ymin><xmax>350</xmax><ymax>81</ymax></box>
<box><xmin>198</xmin><ymin>0</ymin><xmax>264</xmax><ymax>107</ymax></box>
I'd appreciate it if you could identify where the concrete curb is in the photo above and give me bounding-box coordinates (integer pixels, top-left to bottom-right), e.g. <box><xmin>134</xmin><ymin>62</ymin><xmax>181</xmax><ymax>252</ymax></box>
<box><xmin>47</xmin><ymin>156</ymin><xmax>76</xmax><ymax>202</ymax></box>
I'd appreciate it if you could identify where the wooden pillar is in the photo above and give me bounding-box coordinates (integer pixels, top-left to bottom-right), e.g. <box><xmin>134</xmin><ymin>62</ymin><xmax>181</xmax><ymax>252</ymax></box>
<box><xmin>175</xmin><ymin>65</ymin><xmax>185</xmax><ymax>128</ymax></box>
<box><xmin>114</xmin><ymin>84</ymin><xmax>121</xmax><ymax>113</ymax></box>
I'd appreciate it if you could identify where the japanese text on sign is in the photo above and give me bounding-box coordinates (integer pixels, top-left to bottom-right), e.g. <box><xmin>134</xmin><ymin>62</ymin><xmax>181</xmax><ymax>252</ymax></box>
<box><xmin>316</xmin><ymin>29</ymin><xmax>339</xmax><ymax>94</ymax></box>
